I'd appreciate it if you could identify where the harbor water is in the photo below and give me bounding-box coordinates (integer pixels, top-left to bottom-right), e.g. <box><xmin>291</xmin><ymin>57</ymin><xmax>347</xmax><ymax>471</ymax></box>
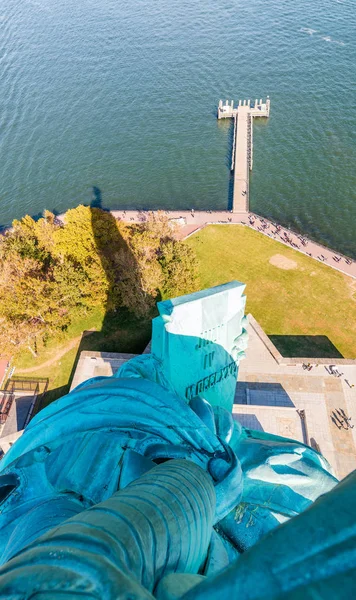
<box><xmin>0</xmin><ymin>0</ymin><xmax>355</xmax><ymax>256</ymax></box>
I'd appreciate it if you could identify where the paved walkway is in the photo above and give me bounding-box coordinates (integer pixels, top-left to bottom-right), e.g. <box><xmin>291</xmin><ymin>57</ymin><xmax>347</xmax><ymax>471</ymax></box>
<box><xmin>111</xmin><ymin>209</ymin><xmax>356</xmax><ymax>279</ymax></box>
<box><xmin>238</xmin><ymin>318</ymin><xmax>356</xmax><ymax>480</ymax></box>
<box><xmin>232</xmin><ymin>109</ymin><xmax>250</xmax><ymax>212</ymax></box>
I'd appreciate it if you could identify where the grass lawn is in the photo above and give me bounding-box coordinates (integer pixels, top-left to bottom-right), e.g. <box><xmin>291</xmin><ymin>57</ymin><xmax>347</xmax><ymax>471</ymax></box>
<box><xmin>15</xmin><ymin>307</ymin><xmax>105</xmax><ymax>371</ymax></box>
<box><xmin>186</xmin><ymin>225</ymin><xmax>356</xmax><ymax>358</ymax></box>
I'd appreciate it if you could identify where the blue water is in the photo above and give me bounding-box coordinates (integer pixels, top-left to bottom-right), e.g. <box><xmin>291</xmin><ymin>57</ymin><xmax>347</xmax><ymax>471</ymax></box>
<box><xmin>0</xmin><ymin>0</ymin><xmax>355</xmax><ymax>256</ymax></box>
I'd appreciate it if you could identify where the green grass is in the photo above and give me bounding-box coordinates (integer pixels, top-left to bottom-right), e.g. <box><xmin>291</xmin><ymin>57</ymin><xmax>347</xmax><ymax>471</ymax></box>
<box><xmin>34</xmin><ymin>347</ymin><xmax>79</xmax><ymax>411</ymax></box>
<box><xmin>186</xmin><ymin>225</ymin><xmax>356</xmax><ymax>358</ymax></box>
<box><xmin>15</xmin><ymin>307</ymin><xmax>106</xmax><ymax>371</ymax></box>
<box><xmin>16</xmin><ymin>310</ymin><xmax>152</xmax><ymax>413</ymax></box>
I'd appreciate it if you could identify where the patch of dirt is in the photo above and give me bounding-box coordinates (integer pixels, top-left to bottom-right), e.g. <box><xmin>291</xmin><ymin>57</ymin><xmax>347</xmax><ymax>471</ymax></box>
<box><xmin>345</xmin><ymin>276</ymin><xmax>356</xmax><ymax>302</ymax></box>
<box><xmin>269</xmin><ymin>254</ymin><xmax>298</xmax><ymax>270</ymax></box>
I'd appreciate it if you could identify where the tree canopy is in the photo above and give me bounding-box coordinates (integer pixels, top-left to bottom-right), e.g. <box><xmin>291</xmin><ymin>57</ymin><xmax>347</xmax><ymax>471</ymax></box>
<box><xmin>0</xmin><ymin>207</ymin><xmax>199</xmax><ymax>357</ymax></box>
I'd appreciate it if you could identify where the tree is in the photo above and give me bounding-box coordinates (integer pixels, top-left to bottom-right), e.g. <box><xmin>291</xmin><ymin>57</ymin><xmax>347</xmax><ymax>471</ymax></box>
<box><xmin>0</xmin><ymin>206</ymin><xmax>200</xmax><ymax>358</ymax></box>
<box><xmin>0</xmin><ymin>317</ymin><xmax>41</xmax><ymax>358</ymax></box>
<box><xmin>159</xmin><ymin>239</ymin><xmax>199</xmax><ymax>299</ymax></box>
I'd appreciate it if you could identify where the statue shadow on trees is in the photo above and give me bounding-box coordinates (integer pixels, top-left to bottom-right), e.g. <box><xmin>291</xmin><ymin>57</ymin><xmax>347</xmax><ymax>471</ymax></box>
<box><xmin>37</xmin><ymin>191</ymin><xmax>156</xmax><ymax>411</ymax></box>
<box><xmin>32</xmin><ymin>188</ymin><xmax>198</xmax><ymax>412</ymax></box>
<box><xmin>67</xmin><ymin>191</ymin><xmax>156</xmax><ymax>389</ymax></box>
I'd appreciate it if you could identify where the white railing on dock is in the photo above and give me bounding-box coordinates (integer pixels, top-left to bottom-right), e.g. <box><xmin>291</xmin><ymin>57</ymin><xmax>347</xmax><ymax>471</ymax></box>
<box><xmin>231</xmin><ymin>114</ymin><xmax>237</xmax><ymax>171</ymax></box>
<box><xmin>218</xmin><ymin>97</ymin><xmax>270</xmax><ymax>212</ymax></box>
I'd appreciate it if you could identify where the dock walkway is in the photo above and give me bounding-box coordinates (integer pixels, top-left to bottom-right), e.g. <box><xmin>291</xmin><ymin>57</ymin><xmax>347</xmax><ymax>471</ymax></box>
<box><xmin>232</xmin><ymin>109</ymin><xmax>249</xmax><ymax>212</ymax></box>
<box><xmin>218</xmin><ymin>98</ymin><xmax>270</xmax><ymax>213</ymax></box>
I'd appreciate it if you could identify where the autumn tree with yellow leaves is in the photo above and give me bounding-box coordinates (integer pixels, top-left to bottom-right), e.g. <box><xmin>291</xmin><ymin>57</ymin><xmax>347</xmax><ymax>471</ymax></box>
<box><xmin>0</xmin><ymin>207</ymin><xmax>198</xmax><ymax>357</ymax></box>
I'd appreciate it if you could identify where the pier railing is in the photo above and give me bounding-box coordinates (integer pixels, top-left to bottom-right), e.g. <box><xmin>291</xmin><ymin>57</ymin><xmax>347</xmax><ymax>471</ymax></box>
<box><xmin>218</xmin><ymin>97</ymin><xmax>270</xmax><ymax>120</ymax></box>
<box><xmin>218</xmin><ymin>97</ymin><xmax>270</xmax><ymax>212</ymax></box>
<box><xmin>231</xmin><ymin>115</ymin><xmax>237</xmax><ymax>171</ymax></box>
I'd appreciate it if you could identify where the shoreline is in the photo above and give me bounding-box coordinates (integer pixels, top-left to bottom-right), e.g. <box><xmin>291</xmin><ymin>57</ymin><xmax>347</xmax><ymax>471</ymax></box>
<box><xmin>108</xmin><ymin>209</ymin><xmax>356</xmax><ymax>280</ymax></box>
<box><xmin>6</xmin><ymin>206</ymin><xmax>354</xmax><ymax>280</ymax></box>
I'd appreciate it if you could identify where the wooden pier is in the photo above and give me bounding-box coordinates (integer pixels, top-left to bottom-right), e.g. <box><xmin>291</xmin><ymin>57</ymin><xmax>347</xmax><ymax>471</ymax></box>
<box><xmin>218</xmin><ymin>98</ymin><xmax>270</xmax><ymax>213</ymax></box>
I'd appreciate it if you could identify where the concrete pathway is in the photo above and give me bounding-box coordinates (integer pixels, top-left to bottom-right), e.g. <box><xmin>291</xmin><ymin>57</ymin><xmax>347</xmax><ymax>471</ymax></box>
<box><xmin>232</xmin><ymin>109</ymin><xmax>250</xmax><ymax>212</ymax></box>
<box><xmin>239</xmin><ymin>318</ymin><xmax>356</xmax><ymax>480</ymax></box>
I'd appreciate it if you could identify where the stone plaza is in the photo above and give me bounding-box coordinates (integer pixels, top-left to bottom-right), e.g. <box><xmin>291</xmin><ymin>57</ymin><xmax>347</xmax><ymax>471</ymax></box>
<box><xmin>71</xmin><ymin>314</ymin><xmax>356</xmax><ymax>481</ymax></box>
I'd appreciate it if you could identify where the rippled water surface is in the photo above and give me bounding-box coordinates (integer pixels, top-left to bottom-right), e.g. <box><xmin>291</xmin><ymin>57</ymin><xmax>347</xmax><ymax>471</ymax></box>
<box><xmin>0</xmin><ymin>0</ymin><xmax>355</xmax><ymax>255</ymax></box>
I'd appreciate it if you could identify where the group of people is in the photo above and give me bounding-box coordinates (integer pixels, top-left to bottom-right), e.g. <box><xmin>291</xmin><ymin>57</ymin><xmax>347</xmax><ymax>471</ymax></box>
<box><xmin>299</xmin><ymin>365</ymin><xmax>355</xmax><ymax>433</ymax></box>
<box><xmin>325</xmin><ymin>365</ymin><xmax>355</xmax><ymax>390</ymax></box>
<box><xmin>247</xmin><ymin>214</ymin><xmax>354</xmax><ymax>270</ymax></box>
<box><xmin>326</xmin><ymin>366</ymin><xmax>343</xmax><ymax>378</ymax></box>
<box><xmin>190</xmin><ymin>209</ymin><xmax>218</xmax><ymax>217</ymax></box>
<box><xmin>331</xmin><ymin>408</ymin><xmax>354</xmax><ymax>431</ymax></box>
<box><xmin>116</xmin><ymin>210</ymin><xmax>355</xmax><ymax>274</ymax></box>
<box><xmin>248</xmin><ymin>215</ymin><xmax>304</xmax><ymax>251</ymax></box>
